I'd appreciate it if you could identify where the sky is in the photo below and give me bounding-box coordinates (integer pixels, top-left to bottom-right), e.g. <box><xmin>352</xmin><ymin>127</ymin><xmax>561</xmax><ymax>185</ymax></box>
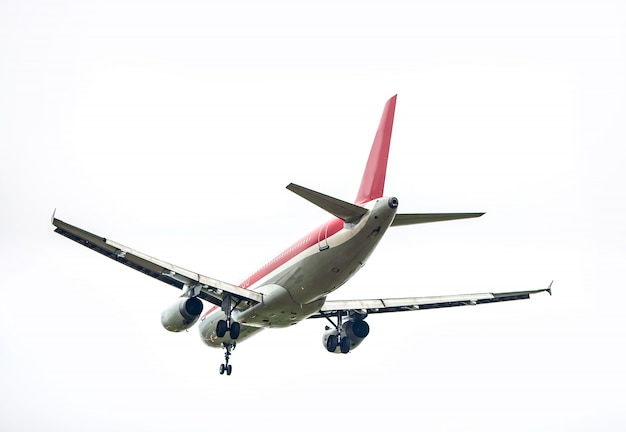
<box><xmin>1</xmin><ymin>0</ymin><xmax>625</xmax><ymax>430</ymax></box>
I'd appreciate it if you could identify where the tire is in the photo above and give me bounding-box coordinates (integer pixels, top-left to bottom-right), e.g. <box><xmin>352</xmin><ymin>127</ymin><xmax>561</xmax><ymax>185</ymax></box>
<box><xmin>226</xmin><ymin>365</ymin><xmax>232</xmax><ymax>376</ymax></box>
<box><xmin>219</xmin><ymin>364</ymin><xmax>225</xmax><ymax>375</ymax></box>
<box><xmin>216</xmin><ymin>320</ymin><xmax>228</xmax><ymax>338</ymax></box>
<box><xmin>340</xmin><ymin>337</ymin><xmax>351</xmax><ymax>354</ymax></box>
<box><xmin>229</xmin><ymin>322</ymin><xmax>241</xmax><ymax>340</ymax></box>
<box><xmin>326</xmin><ymin>334</ymin><xmax>338</xmax><ymax>352</ymax></box>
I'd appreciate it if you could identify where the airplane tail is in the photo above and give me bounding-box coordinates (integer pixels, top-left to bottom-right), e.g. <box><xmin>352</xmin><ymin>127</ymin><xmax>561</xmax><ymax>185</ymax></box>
<box><xmin>354</xmin><ymin>95</ymin><xmax>397</xmax><ymax>205</ymax></box>
<box><xmin>287</xmin><ymin>95</ymin><xmax>485</xmax><ymax>226</ymax></box>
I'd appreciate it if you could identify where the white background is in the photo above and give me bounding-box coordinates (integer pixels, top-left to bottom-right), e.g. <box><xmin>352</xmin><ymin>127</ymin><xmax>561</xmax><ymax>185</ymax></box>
<box><xmin>1</xmin><ymin>0</ymin><xmax>625</xmax><ymax>430</ymax></box>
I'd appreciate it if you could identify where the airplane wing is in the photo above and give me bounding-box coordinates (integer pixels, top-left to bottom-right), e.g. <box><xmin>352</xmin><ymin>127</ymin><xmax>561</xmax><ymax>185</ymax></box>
<box><xmin>308</xmin><ymin>284</ymin><xmax>552</xmax><ymax>318</ymax></box>
<box><xmin>52</xmin><ymin>217</ymin><xmax>262</xmax><ymax>310</ymax></box>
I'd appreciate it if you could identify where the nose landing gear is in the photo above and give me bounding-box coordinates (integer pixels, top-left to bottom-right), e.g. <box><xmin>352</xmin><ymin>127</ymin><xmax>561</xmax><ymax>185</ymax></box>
<box><xmin>219</xmin><ymin>342</ymin><xmax>235</xmax><ymax>375</ymax></box>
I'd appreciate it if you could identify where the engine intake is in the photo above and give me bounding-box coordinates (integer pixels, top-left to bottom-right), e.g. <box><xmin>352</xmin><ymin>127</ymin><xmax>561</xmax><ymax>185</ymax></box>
<box><xmin>344</xmin><ymin>319</ymin><xmax>370</xmax><ymax>340</ymax></box>
<box><xmin>161</xmin><ymin>297</ymin><xmax>203</xmax><ymax>332</ymax></box>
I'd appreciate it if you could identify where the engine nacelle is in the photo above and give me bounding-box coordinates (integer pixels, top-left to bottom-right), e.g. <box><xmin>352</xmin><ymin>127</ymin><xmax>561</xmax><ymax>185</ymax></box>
<box><xmin>344</xmin><ymin>319</ymin><xmax>370</xmax><ymax>341</ymax></box>
<box><xmin>322</xmin><ymin>319</ymin><xmax>370</xmax><ymax>353</ymax></box>
<box><xmin>161</xmin><ymin>297</ymin><xmax>203</xmax><ymax>332</ymax></box>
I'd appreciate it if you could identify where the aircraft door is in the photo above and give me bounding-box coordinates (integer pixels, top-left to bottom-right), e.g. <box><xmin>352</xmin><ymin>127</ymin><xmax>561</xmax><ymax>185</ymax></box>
<box><xmin>318</xmin><ymin>223</ymin><xmax>330</xmax><ymax>251</ymax></box>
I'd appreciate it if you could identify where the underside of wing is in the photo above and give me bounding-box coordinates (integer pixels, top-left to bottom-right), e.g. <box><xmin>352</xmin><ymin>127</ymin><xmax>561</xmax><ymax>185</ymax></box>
<box><xmin>52</xmin><ymin>217</ymin><xmax>262</xmax><ymax>310</ymax></box>
<box><xmin>308</xmin><ymin>284</ymin><xmax>552</xmax><ymax>318</ymax></box>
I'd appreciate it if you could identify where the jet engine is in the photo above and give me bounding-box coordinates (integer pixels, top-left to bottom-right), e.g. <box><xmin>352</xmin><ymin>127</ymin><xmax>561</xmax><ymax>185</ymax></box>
<box><xmin>322</xmin><ymin>318</ymin><xmax>370</xmax><ymax>354</ymax></box>
<box><xmin>161</xmin><ymin>297</ymin><xmax>203</xmax><ymax>332</ymax></box>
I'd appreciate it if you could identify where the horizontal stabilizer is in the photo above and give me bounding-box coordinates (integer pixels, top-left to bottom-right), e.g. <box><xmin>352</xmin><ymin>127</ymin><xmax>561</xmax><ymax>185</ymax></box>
<box><xmin>391</xmin><ymin>212</ymin><xmax>485</xmax><ymax>227</ymax></box>
<box><xmin>287</xmin><ymin>183</ymin><xmax>368</xmax><ymax>223</ymax></box>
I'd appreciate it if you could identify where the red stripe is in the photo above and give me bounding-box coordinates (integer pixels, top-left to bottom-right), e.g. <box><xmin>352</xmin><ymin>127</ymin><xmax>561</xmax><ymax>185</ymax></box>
<box><xmin>240</xmin><ymin>217</ymin><xmax>344</xmax><ymax>288</ymax></box>
<box><xmin>201</xmin><ymin>217</ymin><xmax>344</xmax><ymax>318</ymax></box>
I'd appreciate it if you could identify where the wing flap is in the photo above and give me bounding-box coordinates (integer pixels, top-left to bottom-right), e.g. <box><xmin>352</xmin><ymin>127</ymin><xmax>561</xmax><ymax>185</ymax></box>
<box><xmin>53</xmin><ymin>217</ymin><xmax>262</xmax><ymax>308</ymax></box>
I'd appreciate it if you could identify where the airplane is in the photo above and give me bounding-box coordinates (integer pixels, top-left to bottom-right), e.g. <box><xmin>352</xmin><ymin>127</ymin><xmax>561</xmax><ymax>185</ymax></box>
<box><xmin>52</xmin><ymin>95</ymin><xmax>551</xmax><ymax>376</ymax></box>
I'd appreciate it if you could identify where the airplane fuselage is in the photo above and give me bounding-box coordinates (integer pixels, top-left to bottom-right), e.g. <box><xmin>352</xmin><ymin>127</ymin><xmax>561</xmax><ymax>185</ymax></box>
<box><xmin>199</xmin><ymin>196</ymin><xmax>398</xmax><ymax>347</ymax></box>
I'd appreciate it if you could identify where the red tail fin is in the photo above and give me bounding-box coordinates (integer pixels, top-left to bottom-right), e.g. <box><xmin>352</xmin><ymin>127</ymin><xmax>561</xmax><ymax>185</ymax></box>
<box><xmin>355</xmin><ymin>95</ymin><xmax>397</xmax><ymax>205</ymax></box>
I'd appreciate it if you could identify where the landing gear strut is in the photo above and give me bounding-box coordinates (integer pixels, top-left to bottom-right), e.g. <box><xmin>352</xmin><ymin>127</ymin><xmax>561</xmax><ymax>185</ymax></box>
<box><xmin>219</xmin><ymin>342</ymin><xmax>235</xmax><ymax>375</ymax></box>
<box><xmin>216</xmin><ymin>295</ymin><xmax>242</xmax><ymax>339</ymax></box>
<box><xmin>325</xmin><ymin>311</ymin><xmax>351</xmax><ymax>354</ymax></box>
<box><xmin>217</xmin><ymin>295</ymin><xmax>241</xmax><ymax>375</ymax></box>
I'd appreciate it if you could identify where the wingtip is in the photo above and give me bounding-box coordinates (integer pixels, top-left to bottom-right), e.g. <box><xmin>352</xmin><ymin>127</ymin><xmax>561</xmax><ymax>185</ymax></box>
<box><xmin>51</xmin><ymin>208</ymin><xmax>57</xmax><ymax>224</ymax></box>
<box><xmin>547</xmin><ymin>280</ymin><xmax>554</xmax><ymax>296</ymax></box>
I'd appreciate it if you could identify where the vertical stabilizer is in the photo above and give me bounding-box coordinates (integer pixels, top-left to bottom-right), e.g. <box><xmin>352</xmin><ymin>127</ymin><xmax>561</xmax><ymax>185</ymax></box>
<box><xmin>355</xmin><ymin>95</ymin><xmax>397</xmax><ymax>205</ymax></box>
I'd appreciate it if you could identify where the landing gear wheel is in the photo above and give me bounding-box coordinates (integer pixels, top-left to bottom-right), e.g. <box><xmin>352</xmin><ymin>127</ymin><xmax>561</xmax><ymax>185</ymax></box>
<box><xmin>216</xmin><ymin>320</ymin><xmax>228</xmax><ymax>338</ymax></box>
<box><xmin>229</xmin><ymin>322</ymin><xmax>241</xmax><ymax>339</ymax></box>
<box><xmin>326</xmin><ymin>334</ymin><xmax>338</xmax><ymax>352</ymax></box>
<box><xmin>219</xmin><ymin>342</ymin><xmax>236</xmax><ymax>376</ymax></box>
<box><xmin>340</xmin><ymin>336</ymin><xmax>351</xmax><ymax>354</ymax></box>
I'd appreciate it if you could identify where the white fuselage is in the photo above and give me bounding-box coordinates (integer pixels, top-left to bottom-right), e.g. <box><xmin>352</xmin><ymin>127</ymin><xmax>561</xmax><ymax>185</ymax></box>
<box><xmin>199</xmin><ymin>197</ymin><xmax>397</xmax><ymax>347</ymax></box>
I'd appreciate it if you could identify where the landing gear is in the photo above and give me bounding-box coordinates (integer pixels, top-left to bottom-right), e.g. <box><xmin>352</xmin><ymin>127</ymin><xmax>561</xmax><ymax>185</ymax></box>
<box><xmin>216</xmin><ymin>295</ymin><xmax>241</xmax><ymax>340</ymax></box>
<box><xmin>322</xmin><ymin>310</ymin><xmax>369</xmax><ymax>354</ymax></box>
<box><xmin>216</xmin><ymin>320</ymin><xmax>228</xmax><ymax>338</ymax></box>
<box><xmin>324</xmin><ymin>311</ymin><xmax>352</xmax><ymax>354</ymax></box>
<box><xmin>326</xmin><ymin>334</ymin><xmax>338</xmax><ymax>352</ymax></box>
<box><xmin>216</xmin><ymin>319</ymin><xmax>241</xmax><ymax>339</ymax></box>
<box><xmin>219</xmin><ymin>342</ymin><xmax>235</xmax><ymax>375</ymax></box>
<box><xmin>217</xmin><ymin>295</ymin><xmax>241</xmax><ymax>376</ymax></box>
<box><xmin>230</xmin><ymin>322</ymin><xmax>241</xmax><ymax>339</ymax></box>
<box><xmin>340</xmin><ymin>336</ymin><xmax>351</xmax><ymax>354</ymax></box>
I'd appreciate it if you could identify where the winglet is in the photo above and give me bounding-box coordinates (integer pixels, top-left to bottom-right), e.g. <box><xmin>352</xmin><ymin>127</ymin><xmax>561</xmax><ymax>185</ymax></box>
<box><xmin>355</xmin><ymin>95</ymin><xmax>397</xmax><ymax>205</ymax></box>
<box><xmin>547</xmin><ymin>280</ymin><xmax>553</xmax><ymax>296</ymax></box>
<box><xmin>51</xmin><ymin>208</ymin><xmax>57</xmax><ymax>224</ymax></box>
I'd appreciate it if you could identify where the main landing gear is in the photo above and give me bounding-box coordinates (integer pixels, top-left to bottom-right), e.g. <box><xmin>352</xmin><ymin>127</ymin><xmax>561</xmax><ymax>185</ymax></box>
<box><xmin>216</xmin><ymin>319</ymin><xmax>240</xmax><ymax>339</ymax></box>
<box><xmin>325</xmin><ymin>332</ymin><xmax>351</xmax><ymax>354</ymax></box>
<box><xmin>216</xmin><ymin>295</ymin><xmax>240</xmax><ymax>376</ymax></box>
<box><xmin>325</xmin><ymin>311</ymin><xmax>352</xmax><ymax>354</ymax></box>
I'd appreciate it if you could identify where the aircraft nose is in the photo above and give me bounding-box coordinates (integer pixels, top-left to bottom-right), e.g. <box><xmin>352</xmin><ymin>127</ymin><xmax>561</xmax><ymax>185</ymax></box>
<box><xmin>388</xmin><ymin>197</ymin><xmax>399</xmax><ymax>208</ymax></box>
